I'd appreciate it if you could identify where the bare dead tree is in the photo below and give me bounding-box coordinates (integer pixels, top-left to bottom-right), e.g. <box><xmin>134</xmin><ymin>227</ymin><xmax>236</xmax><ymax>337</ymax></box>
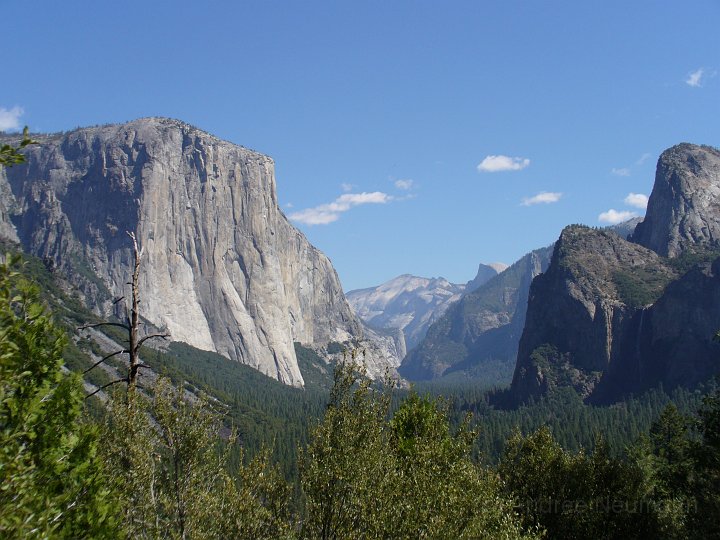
<box><xmin>80</xmin><ymin>231</ymin><xmax>169</xmax><ymax>399</ymax></box>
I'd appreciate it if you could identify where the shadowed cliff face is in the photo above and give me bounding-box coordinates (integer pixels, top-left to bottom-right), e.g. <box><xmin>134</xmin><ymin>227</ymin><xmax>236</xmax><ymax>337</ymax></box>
<box><xmin>510</xmin><ymin>226</ymin><xmax>678</xmax><ymax>402</ymax></box>
<box><xmin>510</xmin><ymin>143</ymin><xmax>720</xmax><ymax>405</ymax></box>
<box><xmin>0</xmin><ymin>118</ymin><xmax>399</xmax><ymax>386</ymax></box>
<box><xmin>596</xmin><ymin>258</ymin><xmax>720</xmax><ymax>401</ymax></box>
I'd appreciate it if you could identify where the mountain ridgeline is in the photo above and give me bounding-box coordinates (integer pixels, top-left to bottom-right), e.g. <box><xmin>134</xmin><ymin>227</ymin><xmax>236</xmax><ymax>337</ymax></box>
<box><xmin>399</xmin><ymin>248</ymin><xmax>552</xmax><ymax>384</ymax></box>
<box><xmin>509</xmin><ymin>143</ymin><xmax>720</xmax><ymax>404</ymax></box>
<box><xmin>0</xmin><ymin>118</ymin><xmax>401</xmax><ymax>386</ymax></box>
<box><xmin>1</xmin><ymin>118</ymin><xmax>717</xmax><ymax>406</ymax></box>
<box><xmin>346</xmin><ymin>263</ymin><xmax>507</xmax><ymax>356</ymax></box>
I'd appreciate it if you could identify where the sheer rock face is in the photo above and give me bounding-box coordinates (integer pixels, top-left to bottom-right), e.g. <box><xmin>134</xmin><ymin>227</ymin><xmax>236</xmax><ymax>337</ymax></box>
<box><xmin>0</xmin><ymin>118</ymin><xmax>397</xmax><ymax>385</ymax></box>
<box><xmin>632</xmin><ymin>144</ymin><xmax>720</xmax><ymax>257</ymax></box>
<box><xmin>465</xmin><ymin>262</ymin><xmax>507</xmax><ymax>293</ymax></box>
<box><xmin>510</xmin><ymin>226</ymin><xmax>676</xmax><ymax>402</ymax></box>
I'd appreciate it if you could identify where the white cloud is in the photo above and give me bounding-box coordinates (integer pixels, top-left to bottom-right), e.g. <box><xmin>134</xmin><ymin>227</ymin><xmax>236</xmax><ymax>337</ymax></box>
<box><xmin>611</xmin><ymin>167</ymin><xmax>631</xmax><ymax>177</ymax></box>
<box><xmin>686</xmin><ymin>68</ymin><xmax>704</xmax><ymax>87</ymax></box>
<box><xmin>394</xmin><ymin>179</ymin><xmax>414</xmax><ymax>190</ymax></box>
<box><xmin>598</xmin><ymin>209</ymin><xmax>637</xmax><ymax>224</ymax></box>
<box><xmin>284</xmin><ymin>202</ymin><xmax>294</xmax><ymax>208</ymax></box>
<box><xmin>624</xmin><ymin>193</ymin><xmax>648</xmax><ymax>209</ymax></box>
<box><xmin>0</xmin><ymin>106</ymin><xmax>24</xmax><ymax>132</ymax></box>
<box><xmin>477</xmin><ymin>155</ymin><xmax>530</xmax><ymax>173</ymax></box>
<box><xmin>288</xmin><ymin>191</ymin><xmax>393</xmax><ymax>225</ymax></box>
<box><xmin>340</xmin><ymin>182</ymin><xmax>355</xmax><ymax>192</ymax></box>
<box><xmin>521</xmin><ymin>191</ymin><xmax>562</xmax><ymax>206</ymax></box>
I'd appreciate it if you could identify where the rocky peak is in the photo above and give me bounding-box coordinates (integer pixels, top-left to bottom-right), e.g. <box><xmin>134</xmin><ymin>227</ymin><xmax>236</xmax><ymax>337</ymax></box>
<box><xmin>466</xmin><ymin>262</ymin><xmax>507</xmax><ymax>293</ymax></box>
<box><xmin>0</xmin><ymin>117</ymin><xmax>400</xmax><ymax>386</ymax></box>
<box><xmin>631</xmin><ymin>143</ymin><xmax>720</xmax><ymax>257</ymax></box>
<box><xmin>551</xmin><ymin>225</ymin><xmax>671</xmax><ymax>306</ymax></box>
<box><xmin>346</xmin><ymin>274</ymin><xmax>465</xmax><ymax>353</ymax></box>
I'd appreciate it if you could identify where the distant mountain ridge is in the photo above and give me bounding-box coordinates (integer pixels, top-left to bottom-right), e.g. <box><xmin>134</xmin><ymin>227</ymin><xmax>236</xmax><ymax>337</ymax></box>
<box><xmin>346</xmin><ymin>263</ymin><xmax>505</xmax><ymax>355</ymax></box>
<box><xmin>400</xmin><ymin>247</ymin><xmax>553</xmax><ymax>383</ymax></box>
<box><xmin>397</xmin><ymin>220</ymin><xmax>638</xmax><ymax>385</ymax></box>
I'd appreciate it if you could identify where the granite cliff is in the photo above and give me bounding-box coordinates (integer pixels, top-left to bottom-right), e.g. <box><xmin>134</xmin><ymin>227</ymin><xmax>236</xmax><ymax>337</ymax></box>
<box><xmin>510</xmin><ymin>143</ymin><xmax>720</xmax><ymax>404</ymax></box>
<box><xmin>632</xmin><ymin>144</ymin><xmax>720</xmax><ymax>257</ymax></box>
<box><xmin>0</xmin><ymin>118</ymin><xmax>400</xmax><ymax>385</ymax></box>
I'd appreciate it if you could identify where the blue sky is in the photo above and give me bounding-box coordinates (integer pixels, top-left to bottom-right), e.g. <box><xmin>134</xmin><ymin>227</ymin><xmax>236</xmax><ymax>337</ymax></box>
<box><xmin>3</xmin><ymin>1</ymin><xmax>718</xmax><ymax>291</ymax></box>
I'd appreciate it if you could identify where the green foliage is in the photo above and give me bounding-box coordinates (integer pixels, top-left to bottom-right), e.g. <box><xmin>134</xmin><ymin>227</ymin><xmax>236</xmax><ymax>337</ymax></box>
<box><xmin>611</xmin><ymin>246</ymin><xmax>720</xmax><ymax>309</ymax></box>
<box><xmin>0</xmin><ymin>241</ymin><xmax>95</xmax><ymax>326</ymax></box>
<box><xmin>294</xmin><ymin>342</ymin><xmax>335</xmax><ymax>389</ymax></box>
<box><xmin>140</xmin><ymin>342</ymin><xmax>329</xmax><ymax>483</ymax></box>
<box><xmin>649</xmin><ymin>405</ymin><xmax>695</xmax><ymax>496</ymax></box>
<box><xmin>688</xmin><ymin>390</ymin><xmax>720</xmax><ymax>537</ymax></box>
<box><xmin>668</xmin><ymin>247</ymin><xmax>720</xmax><ymax>275</ymax></box>
<box><xmin>500</xmin><ymin>427</ymin><xmax>667</xmax><ymax>539</ymax></box>
<box><xmin>467</xmin><ymin>382</ymin><xmax>709</xmax><ymax>465</ymax></box>
<box><xmin>299</xmin><ymin>360</ymin><xmax>393</xmax><ymax>539</ymax></box>
<box><xmin>613</xmin><ymin>265</ymin><xmax>676</xmax><ymax>308</ymax></box>
<box><xmin>299</xmin><ymin>360</ymin><xmax>536</xmax><ymax>539</ymax></box>
<box><xmin>0</xmin><ymin>127</ymin><xmax>36</xmax><ymax>166</ymax></box>
<box><xmin>0</xmin><ymin>255</ymin><xmax>118</xmax><ymax>538</ymax></box>
<box><xmin>102</xmin><ymin>379</ymin><xmax>294</xmax><ymax>539</ymax></box>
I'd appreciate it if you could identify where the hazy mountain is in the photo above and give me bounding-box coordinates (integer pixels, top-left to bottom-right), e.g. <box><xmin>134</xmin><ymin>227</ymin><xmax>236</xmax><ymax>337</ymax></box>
<box><xmin>400</xmin><ymin>248</ymin><xmax>552</xmax><ymax>382</ymax></box>
<box><xmin>466</xmin><ymin>262</ymin><xmax>509</xmax><ymax>293</ymax></box>
<box><xmin>0</xmin><ymin>118</ymin><xmax>401</xmax><ymax>386</ymax></box>
<box><xmin>398</xmin><ymin>215</ymin><xmax>646</xmax><ymax>385</ymax></box>
<box><xmin>347</xmin><ymin>275</ymin><xmax>466</xmax><ymax>354</ymax></box>
<box><xmin>346</xmin><ymin>263</ymin><xmax>506</xmax><ymax>355</ymax></box>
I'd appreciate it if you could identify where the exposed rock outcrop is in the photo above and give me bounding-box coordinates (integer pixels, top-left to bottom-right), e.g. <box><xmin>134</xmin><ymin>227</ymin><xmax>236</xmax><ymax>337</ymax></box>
<box><xmin>466</xmin><ymin>262</ymin><xmax>508</xmax><ymax>293</ymax></box>
<box><xmin>632</xmin><ymin>144</ymin><xmax>720</xmax><ymax>256</ymax></box>
<box><xmin>510</xmin><ymin>226</ymin><xmax>678</xmax><ymax>402</ymax></box>
<box><xmin>0</xmin><ymin>118</ymin><xmax>400</xmax><ymax>385</ymax></box>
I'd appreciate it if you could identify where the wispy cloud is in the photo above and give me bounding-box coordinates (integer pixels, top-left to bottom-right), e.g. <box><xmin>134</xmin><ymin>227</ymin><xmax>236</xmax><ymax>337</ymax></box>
<box><xmin>477</xmin><ymin>155</ymin><xmax>530</xmax><ymax>173</ymax></box>
<box><xmin>611</xmin><ymin>167</ymin><xmax>631</xmax><ymax>177</ymax></box>
<box><xmin>340</xmin><ymin>182</ymin><xmax>355</xmax><ymax>192</ymax></box>
<box><xmin>394</xmin><ymin>179</ymin><xmax>414</xmax><ymax>190</ymax></box>
<box><xmin>686</xmin><ymin>68</ymin><xmax>704</xmax><ymax>87</ymax></box>
<box><xmin>521</xmin><ymin>191</ymin><xmax>562</xmax><ymax>206</ymax></box>
<box><xmin>284</xmin><ymin>202</ymin><xmax>294</xmax><ymax>208</ymax></box>
<box><xmin>0</xmin><ymin>106</ymin><xmax>24</xmax><ymax>132</ymax></box>
<box><xmin>636</xmin><ymin>153</ymin><xmax>652</xmax><ymax>165</ymax></box>
<box><xmin>288</xmin><ymin>192</ymin><xmax>393</xmax><ymax>225</ymax></box>
<box><xmin>624</xmin><ymin>193</ymin><xmax>648</xmax><ymax>209</ymax></box>
<box><xmin>598</xmin><ymin>209</ymin><xmax>637</xmax><ymax>225</ymax></box>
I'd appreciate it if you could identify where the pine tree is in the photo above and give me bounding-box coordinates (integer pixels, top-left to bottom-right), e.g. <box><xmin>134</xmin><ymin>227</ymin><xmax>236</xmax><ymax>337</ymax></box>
<box><xmin>0</xmin><ymin>255</ymin><xmax>119</xmax><ymax>538</ymax></box>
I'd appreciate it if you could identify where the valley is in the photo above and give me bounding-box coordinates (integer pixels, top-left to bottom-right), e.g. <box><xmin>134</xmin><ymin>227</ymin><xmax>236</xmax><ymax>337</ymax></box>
<box><xmin>4</xmin><ymin>3</ymin><xmax>719</xmax><ymax>536</ymax></box>
<box><xmin>3</xmin><ymin>120</ymin><xmax>720</xmax><ymax>538</ymax></box>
